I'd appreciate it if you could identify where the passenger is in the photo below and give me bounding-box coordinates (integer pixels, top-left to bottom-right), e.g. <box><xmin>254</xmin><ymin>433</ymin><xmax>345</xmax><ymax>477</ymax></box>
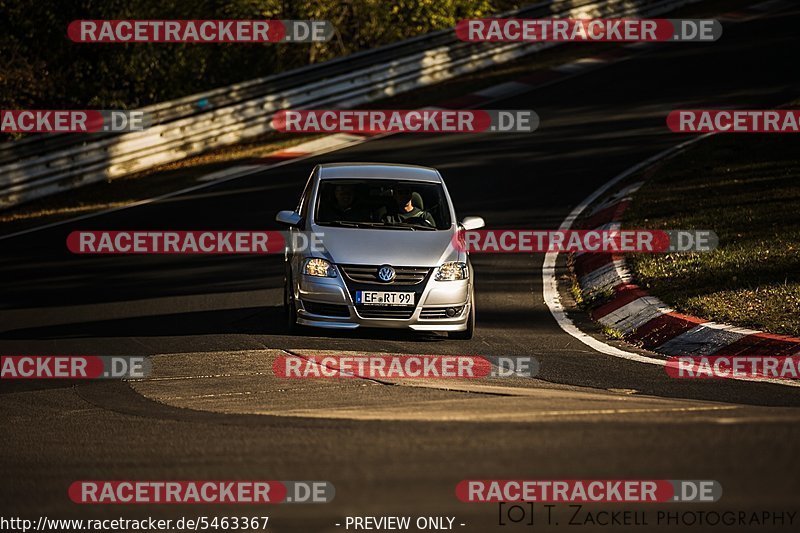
<box><xmin>379</xmin><ymin>186</ymin><xmax>436</xmax><ymax>227</ymax></box>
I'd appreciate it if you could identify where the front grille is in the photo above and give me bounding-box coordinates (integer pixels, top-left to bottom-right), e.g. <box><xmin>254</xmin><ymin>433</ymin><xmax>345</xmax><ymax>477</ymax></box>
<box><xmin>341</xmin><ymin>265</ymin><xmax>431</xmax><ymax>285</ymax></box>
<box><xmin>301</xmin><ymin>300</ymin><xmax>350</xmax><ymax>317</ymax></box>
<box><xmin>356</xmin><ymin>306</ymin><xmax>415</xmax><ymax>320</ymax></box>
<box><xmin>419</xmin><ymin>306</ymin><xmax>465</xmax><ymax>319</ymax></box>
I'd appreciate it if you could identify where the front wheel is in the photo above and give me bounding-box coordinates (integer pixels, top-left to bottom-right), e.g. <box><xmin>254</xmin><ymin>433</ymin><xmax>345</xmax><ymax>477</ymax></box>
<box><xmin>284</xmin><ymin>277</ymin><xmax>301</xmax><ymax>334</ymax></box>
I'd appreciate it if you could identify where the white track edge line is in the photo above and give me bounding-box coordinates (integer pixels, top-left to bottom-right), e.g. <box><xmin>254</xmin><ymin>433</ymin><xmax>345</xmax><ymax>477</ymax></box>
<box><xmin>541</xmin><ymin>132</ymin><xmax>800</xmax><ymax>389</ymax></box>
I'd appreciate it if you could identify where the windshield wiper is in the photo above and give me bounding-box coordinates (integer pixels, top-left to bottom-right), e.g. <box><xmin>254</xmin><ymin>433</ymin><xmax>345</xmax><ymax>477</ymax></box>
<box><xmin>379</xmin><ymin>222</ymin><xmax>438</xmax><ymax>231</ymax></box>
<box><xmin>320</xmin><ymin>220</ymin><xmax>376</xmax><ymax>228</ymax></box>
<box><xmin>320</xmin><ymin>220</ymin><xmax>413</xmax><ymax>230</ymax></box>
<box><xmin>372</xmin><ymin>222</ymin><xmax>415</xmax><ymax>230</ymax></box>
<box><xmin>320</xmin><ymin>220</ymin><xmax>361</xmax><ymax>227</ymax></box>
<box><xmin>401</xmin><ymin>223</ymin><xmax>437</xmax><ymax>231</ymax></box>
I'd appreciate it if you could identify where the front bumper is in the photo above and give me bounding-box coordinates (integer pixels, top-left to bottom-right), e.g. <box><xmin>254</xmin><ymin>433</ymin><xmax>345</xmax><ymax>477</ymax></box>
<box><xmin>295</xmin><ymin>270</ymin><xmax>471</xmax><ymax>331</ymax></box>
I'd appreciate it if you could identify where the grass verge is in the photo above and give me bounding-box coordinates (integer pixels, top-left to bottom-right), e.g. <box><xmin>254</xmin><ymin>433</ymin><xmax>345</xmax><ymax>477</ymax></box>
<box><xmin>623</xmin><ymin>132</ymin><xmax>800</xmax><ymax>337</ymax></box>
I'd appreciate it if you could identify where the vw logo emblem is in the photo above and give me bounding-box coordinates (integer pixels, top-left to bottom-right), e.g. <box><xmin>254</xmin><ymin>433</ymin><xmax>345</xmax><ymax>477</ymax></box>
<box><xmin>377</xmin><ymin>265</ymin><xmax>396</xmax><ymax>283</ymax></box>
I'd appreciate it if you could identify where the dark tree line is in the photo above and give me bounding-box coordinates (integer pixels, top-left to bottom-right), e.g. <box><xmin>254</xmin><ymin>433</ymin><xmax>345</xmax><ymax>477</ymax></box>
<box><xmin>0</xmin><ymin>0</ymin><xmax>517</xmax><ymax>111</ymax></box>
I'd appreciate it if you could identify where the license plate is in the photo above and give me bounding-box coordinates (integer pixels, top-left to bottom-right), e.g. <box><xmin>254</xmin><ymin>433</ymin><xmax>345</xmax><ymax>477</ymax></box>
<box><xmin>356</xmin><ymin>291</ymin><xmax>415</xmax><ymax>306</ymax></box>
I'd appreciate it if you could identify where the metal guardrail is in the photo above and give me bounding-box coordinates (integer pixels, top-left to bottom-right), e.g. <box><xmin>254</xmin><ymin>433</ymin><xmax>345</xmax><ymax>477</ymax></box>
<box><xmin>0</xmin><ymin>0</ymin><xmax>697</xmax><ymax>210</ymax></box>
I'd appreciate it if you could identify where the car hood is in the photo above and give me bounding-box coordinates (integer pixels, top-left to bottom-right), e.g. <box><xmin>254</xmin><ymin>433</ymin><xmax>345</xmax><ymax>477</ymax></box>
<box><xmin>310</xmin><ymin>226</ymin><xmax>461</xmax><ymax>267</ymax></box>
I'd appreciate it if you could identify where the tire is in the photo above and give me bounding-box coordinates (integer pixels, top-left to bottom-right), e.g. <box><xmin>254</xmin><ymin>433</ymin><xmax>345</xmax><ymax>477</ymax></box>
<box><xmin>448</xmin><ymin>289</ymin><xmax>475</xmax><ymax>340</ymax></box>
<box><xmin>284</xmin><ymin>276</ymin><xmax>301</xmax><ymax>334</ymax></box>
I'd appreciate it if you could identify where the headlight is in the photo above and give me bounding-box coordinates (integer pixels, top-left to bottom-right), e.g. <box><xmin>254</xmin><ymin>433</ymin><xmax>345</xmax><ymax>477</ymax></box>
<box><xmin>435</xmin><ymin>261</ymin><xmax>468</xmax><ymax>281</ymax></box>
<box><xmin>303</xmin><ymin>258</ymin><xmax>337</xmax><ymax>278</ymax></box>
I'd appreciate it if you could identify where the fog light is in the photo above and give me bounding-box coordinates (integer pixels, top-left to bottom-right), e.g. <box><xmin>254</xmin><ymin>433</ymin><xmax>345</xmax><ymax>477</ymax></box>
<box><xmin>446</xmin><ymin>307</ymin><xmax>457</xmax><ymax>317</ymax></box>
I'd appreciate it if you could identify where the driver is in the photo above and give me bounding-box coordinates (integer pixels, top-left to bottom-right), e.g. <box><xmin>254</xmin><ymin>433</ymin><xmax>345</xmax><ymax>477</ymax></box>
<box><xmin>319</xmin><ymin>183</ymin><xmax>367</xmax><ymax>221</ymax></box>
<box><xmin>379</xmin><ymin>186</ymin><xmax>436</xmax><ymax>227</ymax></box>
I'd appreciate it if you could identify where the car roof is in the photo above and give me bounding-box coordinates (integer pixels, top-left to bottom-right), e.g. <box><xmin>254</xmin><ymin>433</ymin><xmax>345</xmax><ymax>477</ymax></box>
<box><xmin>318</xmin><ymin>163</ymin><xmax>441</xmax><ymax>183</ymax></box>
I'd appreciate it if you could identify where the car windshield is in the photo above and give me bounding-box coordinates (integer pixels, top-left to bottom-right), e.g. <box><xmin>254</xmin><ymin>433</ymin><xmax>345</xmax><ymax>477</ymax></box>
<box><xmin>314</xmin><ymin>179</ymin><xmax>452</xmax><ymax>230</ymax></box>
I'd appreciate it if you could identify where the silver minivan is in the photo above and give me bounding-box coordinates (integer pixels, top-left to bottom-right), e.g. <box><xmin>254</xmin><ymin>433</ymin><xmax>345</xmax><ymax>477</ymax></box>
<box><xmin>276</xmin><ymin>163</ymin><xmax>484</xmax><ymax>339</ymax></box>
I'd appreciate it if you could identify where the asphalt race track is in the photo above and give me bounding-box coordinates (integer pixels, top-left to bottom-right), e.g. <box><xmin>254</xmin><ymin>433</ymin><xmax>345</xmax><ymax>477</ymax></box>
<box><xmin>2</xmin><ymin>8</ymin><xmax>800</xmax><ymax>533</ymax></box>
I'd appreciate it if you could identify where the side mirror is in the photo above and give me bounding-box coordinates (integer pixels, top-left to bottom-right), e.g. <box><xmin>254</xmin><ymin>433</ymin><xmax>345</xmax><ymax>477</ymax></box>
<box><xmin>460</xmin><ymin>216</ymin><xmax>485</xmax><ymax>231</ymax></box>
<box><xmin>276</xmin><ymin>210</ymin><xmax>302</xmax><ymax>227</ymax></box>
